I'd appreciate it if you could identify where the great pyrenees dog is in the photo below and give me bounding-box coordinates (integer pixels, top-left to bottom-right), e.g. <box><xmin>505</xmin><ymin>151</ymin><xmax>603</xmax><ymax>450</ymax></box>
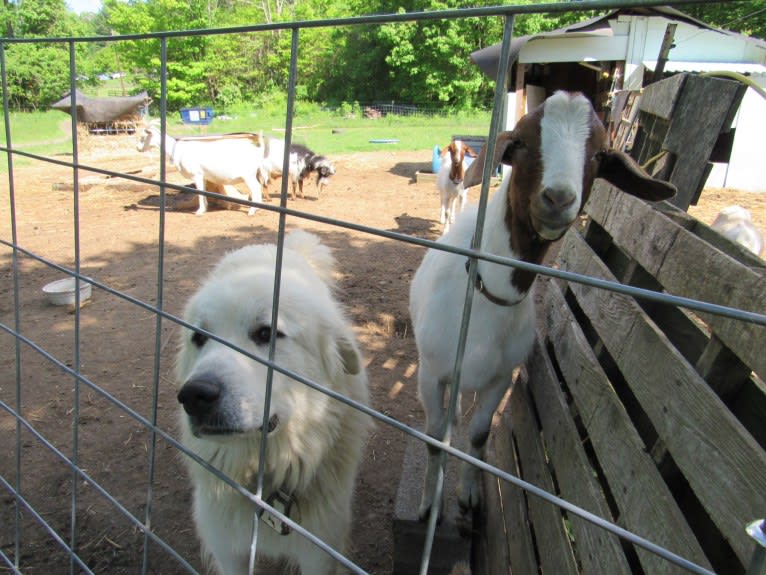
<box><xmin>176</xmin><ymin>230</ymin><xmax>371</xmax><ymax>575</ymax></box>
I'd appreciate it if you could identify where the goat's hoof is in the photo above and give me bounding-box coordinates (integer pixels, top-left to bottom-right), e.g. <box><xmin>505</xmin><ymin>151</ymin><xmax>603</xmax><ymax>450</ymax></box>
<box><xmin>194</xmin><ymin>211</ymin><xmax>206</xmax><ymax>216</ymax></box>
<box><xmin>247</xmin><ymin>209</ymin><xmax>257</xmax><ymax>216</ymax></box>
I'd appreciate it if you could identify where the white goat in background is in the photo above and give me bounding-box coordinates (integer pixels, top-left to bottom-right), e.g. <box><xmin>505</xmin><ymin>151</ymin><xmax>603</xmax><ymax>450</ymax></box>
<box><xmin>437</xmin><ymin>139</ymin><xmax>478</xmax><ymax>232</ymax></box>
<box><xmin>710</xmin><ymin>205</ymin><xmax>764</xmax><ymax>256</ymax></box>
<box><xmin>137</xmin><ymin>126</ymin><xmax>265</xmax><ymax>216</ymax></box>
<box><xmin>409</xmin><ymin>91</ymin><xmax>677</xmax><ymax>520</ymax></box>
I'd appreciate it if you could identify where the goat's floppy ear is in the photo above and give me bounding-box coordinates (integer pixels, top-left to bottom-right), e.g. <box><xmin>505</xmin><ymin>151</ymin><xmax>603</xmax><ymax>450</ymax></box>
<box><xmin>464</xmin><ymin>144</ymin><xmax>479</xmax><ymax>158</ymax></box>
<box><xmin>596</xmin><ymin>149</ymin><xmax>676</xmax><ymax>202</ymax></box>
<box><xmin>464</xmin><ymin>131</ymin><xmax>516</xmax><ymax>188</ymax></box>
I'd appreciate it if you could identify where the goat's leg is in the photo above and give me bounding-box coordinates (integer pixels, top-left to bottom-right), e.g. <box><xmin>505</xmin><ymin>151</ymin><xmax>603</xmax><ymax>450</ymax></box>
<box><xmin>194</xmin><ymin>175</ymin><xmax>208</xmax><ymax>215</ymax></box>
<box><xmin>448</xmin><ymin>195</ymin><xmax>459</xmax><ymax>224</ymax></box>
<box><xmin>418</xmin><ymin>374</ymin><xmax>450</xmax><ymax>521</ymax></box>
<box><xmin>243</xmin><ymin>175</ymin><xmax>263</xmax><ymax>216</ymax></box>
<box><xmin>439</xmin><ymin>190</ymin><xmax>449</xmax><ymax>225</ymax></box>
<box><xmin>457</xmin><ymin>376</ymin><xmax>510</xmax><ymax>513</ymax></box>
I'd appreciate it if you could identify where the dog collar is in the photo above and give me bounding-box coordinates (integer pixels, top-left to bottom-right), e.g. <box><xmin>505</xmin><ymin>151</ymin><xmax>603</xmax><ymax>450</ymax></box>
<box><xmin>261</xmin><ymin>488</ymin><xmax>295</xmax><ymax>536</ymax></box>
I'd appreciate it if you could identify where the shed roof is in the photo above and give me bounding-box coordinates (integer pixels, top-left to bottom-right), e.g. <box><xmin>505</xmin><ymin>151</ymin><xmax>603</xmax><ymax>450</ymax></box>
<box><xmin>471</xmin><ymin>6</ymin><xmax>766</xmax><ymax>80</ymax></box>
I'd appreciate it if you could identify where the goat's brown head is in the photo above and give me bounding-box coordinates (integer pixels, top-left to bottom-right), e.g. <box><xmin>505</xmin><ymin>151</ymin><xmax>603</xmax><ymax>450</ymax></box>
<box><xmin>442</xmin><ymin>139</ymin><xmax>478</xmax><ymax>185</ymax></box>
<box><xmin>464</xmin><ymin>91</ymin><xmax>676</xmax><ymax>244</ymax></box>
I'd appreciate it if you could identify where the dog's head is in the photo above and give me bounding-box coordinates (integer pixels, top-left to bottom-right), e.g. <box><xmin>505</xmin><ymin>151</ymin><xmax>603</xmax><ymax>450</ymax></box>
<box><xmin>176</xmin><ymin>231</ymin><xmax>365</xmax><ymax>449</ymax></box>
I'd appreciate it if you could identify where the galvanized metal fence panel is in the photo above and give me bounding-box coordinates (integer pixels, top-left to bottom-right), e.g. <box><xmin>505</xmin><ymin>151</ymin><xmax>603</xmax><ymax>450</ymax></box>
<box><xmin>1</xmin><ymin>1</ymin><xmax>764</xmax><ymax>574</ymax></box>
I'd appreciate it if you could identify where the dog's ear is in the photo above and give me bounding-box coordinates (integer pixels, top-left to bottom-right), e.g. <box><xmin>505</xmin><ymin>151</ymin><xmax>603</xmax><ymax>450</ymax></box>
<box><xmin>322</xmin><ymin>332</ymin><xmax>362</xmax><ymax>377</ymax></box>
<box><xmin>337</xmin><ymin>336</ymin><xmax>361</xmax><ymax>375</ymax></box>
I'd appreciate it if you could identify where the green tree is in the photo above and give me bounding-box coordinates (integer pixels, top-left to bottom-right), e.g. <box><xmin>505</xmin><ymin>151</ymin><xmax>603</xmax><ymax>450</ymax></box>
<box><xmin>674</xmin><ymin>1</ymin><xmax>766</xmax><ymax>39</ymax></box>
<box><xmin>1</xmin><ymin>0</ymin><xmax>92</xmax><ymax>109</ymax></box>
<box><xmin>104</xmin><ymin>0</ymin><xmax>213</xmax><ymax>109</ymax></box>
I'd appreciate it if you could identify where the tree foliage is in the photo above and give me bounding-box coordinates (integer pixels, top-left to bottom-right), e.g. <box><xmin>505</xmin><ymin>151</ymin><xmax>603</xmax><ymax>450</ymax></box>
<box><xmin>1</xmin><ymin>0</ymin><xmax>91</xmax><ymax>109</ymax></box>
<box><xmin>2</xmin><ymin>0</ymin><xmax>764</xmax><ymax>111</ymax></box>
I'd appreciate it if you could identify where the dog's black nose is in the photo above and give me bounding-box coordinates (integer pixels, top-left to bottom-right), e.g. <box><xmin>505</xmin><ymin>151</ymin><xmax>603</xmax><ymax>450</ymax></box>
<box><xmin>178</xmin><ymin>379</ymin><xmax>221</xmax><ymax>418</ymax></box>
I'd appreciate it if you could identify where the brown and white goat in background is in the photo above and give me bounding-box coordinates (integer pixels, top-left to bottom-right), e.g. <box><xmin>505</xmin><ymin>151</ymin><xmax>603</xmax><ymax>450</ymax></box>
<box><xmin>437</xmin><ymin>139</ymin><xmax>478</xmax><ymax>232</ymax></box>
<box><xmin>409</xmin><ymin>91</ymin><xmax>677</xmax><ymax>520</ymax></box>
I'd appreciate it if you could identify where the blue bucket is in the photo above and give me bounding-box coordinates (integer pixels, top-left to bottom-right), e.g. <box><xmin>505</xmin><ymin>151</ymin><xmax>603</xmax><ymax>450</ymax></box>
<box><xmin>432</xmin><ymin>145</ymin><xmax>441</xmax><ymax>173</ymax></box>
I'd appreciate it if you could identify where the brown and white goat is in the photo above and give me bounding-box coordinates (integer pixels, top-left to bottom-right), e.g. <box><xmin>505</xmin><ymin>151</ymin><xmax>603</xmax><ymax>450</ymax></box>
<box><xmin>437</xmin><ymin>140</ymin><xmax>478</xmax><ymax>232</ymax></box>
<box><xmin>409</xmin><ymin>91</ymin><xmax>676</xmax><ymax>519</ymax></box>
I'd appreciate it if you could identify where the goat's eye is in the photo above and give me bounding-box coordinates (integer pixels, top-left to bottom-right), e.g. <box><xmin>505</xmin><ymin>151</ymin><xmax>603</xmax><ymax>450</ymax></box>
<box><xmin>513</xmin><ymin>138</ymin><xmax>526</xmax><ymax>149</ymax></box>
<box><xmin>249</xmin><ymin>325</ymin><xmax>284</xmax><ymax>345</ymax></box>
<box><xmin>191</xmin><ymin>331</ymin><xmax>208</xmax><ymax>348</ymax></box>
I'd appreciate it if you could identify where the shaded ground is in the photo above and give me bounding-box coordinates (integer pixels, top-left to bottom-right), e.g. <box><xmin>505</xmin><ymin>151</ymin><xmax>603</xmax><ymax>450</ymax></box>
<box><xmin>0</xmin><ymin>133</ymin><xmax>764</xmax><ymax>574</ymax></box>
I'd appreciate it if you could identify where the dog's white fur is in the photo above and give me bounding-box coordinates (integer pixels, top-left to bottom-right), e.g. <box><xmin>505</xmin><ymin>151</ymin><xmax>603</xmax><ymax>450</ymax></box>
<box><xmin>176</xmin><ymin>230</ymin><xmax>370</xmax><ymax>575</ymax></box>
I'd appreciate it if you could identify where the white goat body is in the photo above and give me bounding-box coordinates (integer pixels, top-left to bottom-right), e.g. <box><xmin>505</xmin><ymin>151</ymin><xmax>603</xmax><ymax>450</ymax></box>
<box><xmin>409</xmin><ymin>91</ymin><xmax>677</xmax><ymax>519</ymax></box>
<box><xmin>711</xmin><ymin>205</ymin><xmax>764</xmax><ymax>256</ymax></box>
<box><xmin>437</xmin><ymin>140</ymin><xmax>477</xmax><ymax>232</ymax></box>
<box><xmin>137</xmin><ymin>127</ymin><xmax>265</xmax><ymax>216</ymax></box>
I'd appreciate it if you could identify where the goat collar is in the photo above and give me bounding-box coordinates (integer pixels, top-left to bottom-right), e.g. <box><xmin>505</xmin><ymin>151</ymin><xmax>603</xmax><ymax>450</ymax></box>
<box><xmin>464</xmin><ymin>259</ymin><xmax>525</xmax><ymax>307</ymax></box>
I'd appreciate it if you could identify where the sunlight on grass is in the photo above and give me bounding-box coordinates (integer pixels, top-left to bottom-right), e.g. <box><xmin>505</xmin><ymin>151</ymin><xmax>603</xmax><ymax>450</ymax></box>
<box><xmin>0</xmin><ymin>103</ymin><xmax>492</xmax><ymax>172</ymax></box>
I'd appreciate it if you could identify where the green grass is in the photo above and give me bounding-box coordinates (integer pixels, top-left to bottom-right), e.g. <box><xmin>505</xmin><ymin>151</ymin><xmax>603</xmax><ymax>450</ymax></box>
<box><xmin>167</xmin><ymin>102</ymin><xmax>492</xmax><ymax>154</ymax></box>
<box><xmin>0</xmin><ymin>103</ymin><xmax>492</xmax><ymax>171</ymax></box>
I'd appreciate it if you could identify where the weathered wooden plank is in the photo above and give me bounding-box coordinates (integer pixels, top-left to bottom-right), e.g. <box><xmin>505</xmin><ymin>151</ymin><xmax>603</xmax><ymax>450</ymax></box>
<box><xmin>557</xmin><ymin>230</ymin><xmax>766</xmax><ymax>563</ymax></box>
<box><xmin>526</xmin><ymin>339</ymin><xmax>632</xmax><ymax>575</ymax></box>
<box><xmin>477</xmin><ymin>472</ymin><xmax>512</xmax><ymax>575</ymax></box>
<box><xmin>509</xmin><ymin>376</ymin><xmax>579</xmax><ymax>575</ymax></box>
<box><xmin>485</xmin><ymin>411</ymin><xmax>535</xmax><ymax>575</ymax></box>
<box><xmin>658</xmin><ymin>204</ymin><xmax>766</xmax><ymax>268</ymax></box>
<box><xmin>638</xmin><ymin>72</ymin><xmax>685</xmax><ymax>120</ymax></box>
<box><xmin>663</xmin><ymin>75</ymin><xmax>745</xmax><ymax>207</ymax></box>
<box><xmin>542</xmin><ymin>282</ymin><xmax>712</xmax><ymax>572</ymax></box>
<box><xmin>585</xmin><ymin>182</ymin><xmax>766</xmax><ymax>379</ymax></box>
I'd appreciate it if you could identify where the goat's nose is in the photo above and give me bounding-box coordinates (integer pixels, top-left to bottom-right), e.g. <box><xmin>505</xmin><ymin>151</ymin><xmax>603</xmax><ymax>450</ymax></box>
<box><xmin>542</xmin><ymin>187</ymin><xmax>577</xmax><ymax>210</ymax></box>
<box><xmin>178</xmin><ymin>379</ymin><xmax>221</xmax><ymax>418</ymax></box>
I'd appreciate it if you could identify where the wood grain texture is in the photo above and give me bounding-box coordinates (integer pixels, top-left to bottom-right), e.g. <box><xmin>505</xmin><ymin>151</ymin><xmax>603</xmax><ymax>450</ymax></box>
<box><xmin>543</xmin><ymin>282</ymin><xmax>712</xmax><ymax>572</ymax></box>
<box><xmin>557</xmin><ymin>229</ymin><xmax>766</xmax><ymax>563</ymax></box>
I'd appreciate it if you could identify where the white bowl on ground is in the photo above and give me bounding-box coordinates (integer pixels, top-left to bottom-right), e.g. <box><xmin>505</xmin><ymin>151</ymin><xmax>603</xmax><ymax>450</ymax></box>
<box><xmin>42</xmin><ymin>277</ymin><xmax>92</xmax><ymax>306</ymax></box>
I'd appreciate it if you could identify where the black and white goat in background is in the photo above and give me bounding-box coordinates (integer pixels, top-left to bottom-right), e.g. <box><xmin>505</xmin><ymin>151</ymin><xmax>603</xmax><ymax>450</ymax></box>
<box><xmin>257</xmin><ymin>138</ymin><xmax>336</xmax><ymax>200</ymax></box>
<box><xmin>409</xmin><ymin>91</ymin><xmax>677</xmax><ymax>520</ymax></box>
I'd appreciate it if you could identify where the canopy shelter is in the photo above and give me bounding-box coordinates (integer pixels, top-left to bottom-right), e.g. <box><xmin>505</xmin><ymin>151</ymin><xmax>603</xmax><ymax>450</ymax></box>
<box><xmin>52</xmin><ymin>90</ymin><xmax>151</xmax><ymax>134</ymax></box>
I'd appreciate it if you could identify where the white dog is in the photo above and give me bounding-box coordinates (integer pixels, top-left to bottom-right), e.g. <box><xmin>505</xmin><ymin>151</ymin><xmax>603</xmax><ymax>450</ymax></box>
<box><xmin>176</xmin><ymin>230</ymin><xmax>370</xmax><ymax>575</ymax></box>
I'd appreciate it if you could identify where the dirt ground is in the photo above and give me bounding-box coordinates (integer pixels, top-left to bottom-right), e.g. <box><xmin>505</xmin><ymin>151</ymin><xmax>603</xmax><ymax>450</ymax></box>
<box><xmin>0</xmin><ymin>133</ymin><xmax>764</xmax><ymax>575</ymax></box>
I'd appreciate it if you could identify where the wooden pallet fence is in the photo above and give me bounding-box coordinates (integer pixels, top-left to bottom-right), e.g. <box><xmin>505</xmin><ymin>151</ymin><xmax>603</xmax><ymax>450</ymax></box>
<box><xmin>478</xmin><ymin>181</ymin><xmax>766</xmax><ymax>574</ymax></box>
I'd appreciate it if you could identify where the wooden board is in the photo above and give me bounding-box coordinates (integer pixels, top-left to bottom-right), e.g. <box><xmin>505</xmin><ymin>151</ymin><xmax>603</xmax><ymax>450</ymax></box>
<box><xmin>631</xmin><ymin>73</ymin><xmax>746</xmax><ymax>209</ymax></box>
<box><xmin>526</xmin><ymin>340</ymin><xmax>633</xmax><ymax>574</ymax></box>
<box><xmin>557</xmin><ymin>229</ymin><xmax>766</xmax><ymax>564</ymax></box>
<box><xmin>542</xmin><ymin>282</ymin><xmax>712</xmax><ymax>572</ymax></box>
<box><xmin>508</xmin><ymin>378</ymin><xmax>579</xmax><ymax>575</ymax></box>
<box><xmin>483</xmin><ymin>412</ymin><xmax>531</xmax><ymax>575</ymax></box>
<box><xmin>585</xmin><ymin>182</ymin><xmax>766</xmax><ymax>379</ymax></box>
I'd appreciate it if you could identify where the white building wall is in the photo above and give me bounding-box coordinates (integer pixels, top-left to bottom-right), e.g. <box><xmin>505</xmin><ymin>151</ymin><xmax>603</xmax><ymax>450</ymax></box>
<box><xmin>705</xmin><ymin>76</ymin><xmax>766</xmax><ymax>192</ymax></box>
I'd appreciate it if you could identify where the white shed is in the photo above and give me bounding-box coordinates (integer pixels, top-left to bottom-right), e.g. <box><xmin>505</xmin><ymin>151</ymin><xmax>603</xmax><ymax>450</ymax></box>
<box><xmin>471</xmin><ymin>6</ymin><xmax>766</xmax><ymax>192</ymax></box>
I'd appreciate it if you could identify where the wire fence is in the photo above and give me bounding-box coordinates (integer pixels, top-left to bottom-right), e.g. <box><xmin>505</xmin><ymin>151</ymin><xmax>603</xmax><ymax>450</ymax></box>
<box><xmin>1</xmin><ymin>1</ymin><xmax>765</xmax><ymax>574</ymax></box>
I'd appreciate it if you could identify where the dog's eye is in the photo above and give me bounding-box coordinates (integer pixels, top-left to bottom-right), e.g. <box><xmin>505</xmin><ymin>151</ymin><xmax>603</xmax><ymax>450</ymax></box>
<box><xmin>250</xmin><ymin>326</ymin><xmax>284</xmax><ymax>346</ymax></box>
<box><xmin>191</xmin><ymin>331</ymin><xmax>208</xmax><ymax>348</ymax></box>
